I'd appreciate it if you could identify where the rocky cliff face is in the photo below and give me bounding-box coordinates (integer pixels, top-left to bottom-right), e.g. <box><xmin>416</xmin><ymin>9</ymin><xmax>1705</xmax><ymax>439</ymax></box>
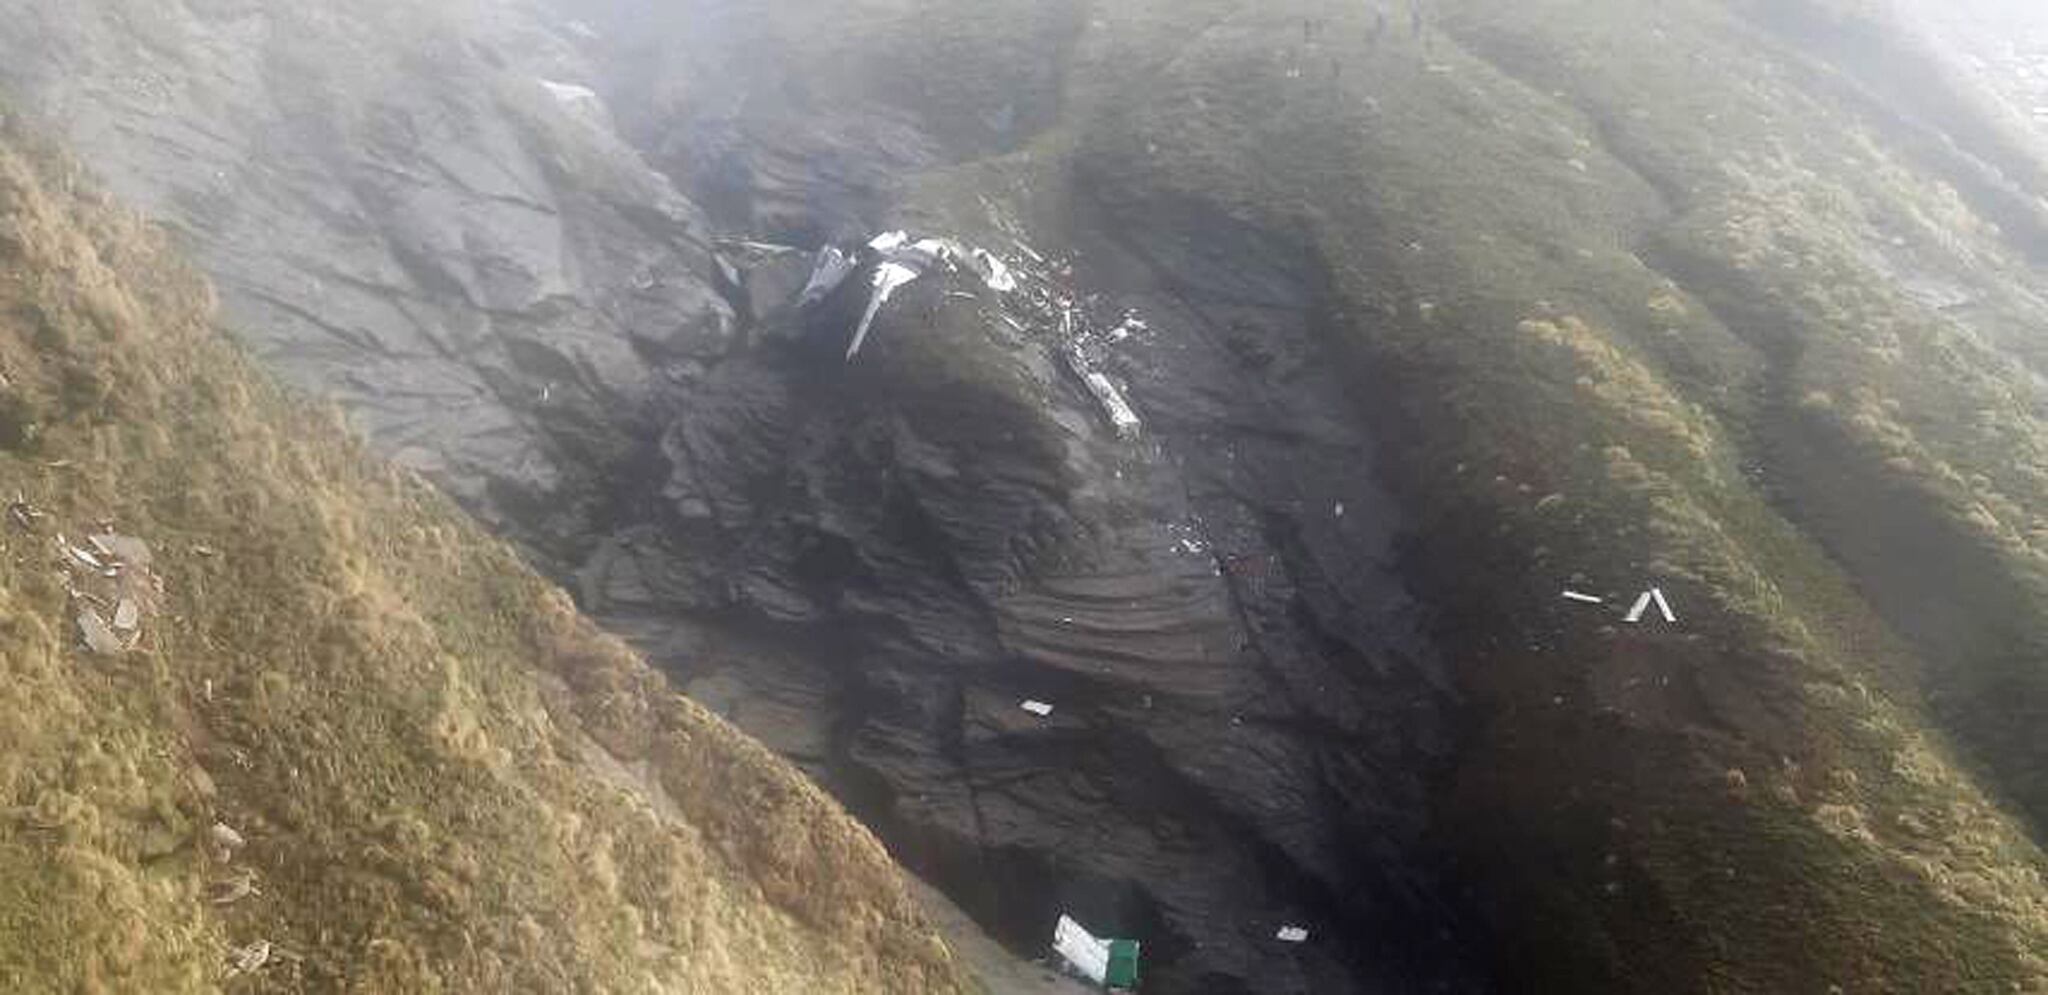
<box><xmin>9</xmin><ymin>0</ymin><xmax>2048</xmax><ymax>993</ymax></box>
<box><xmin>0</xmin><ymin>0</ymin><xmax>734</xmax><ymax>565</ymax></box>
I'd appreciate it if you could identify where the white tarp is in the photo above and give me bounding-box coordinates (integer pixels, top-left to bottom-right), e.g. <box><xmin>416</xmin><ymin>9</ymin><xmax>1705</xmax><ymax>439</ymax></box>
<box><xmin>1054</xmin><ymin>915</ymin><xmax>1111</xmax><ymax>985</ymax></box>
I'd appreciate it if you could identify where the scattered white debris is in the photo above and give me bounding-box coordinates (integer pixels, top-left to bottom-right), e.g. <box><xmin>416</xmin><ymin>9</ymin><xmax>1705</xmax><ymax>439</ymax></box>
<box><xmin>226</xmin><ymin>940</ymin><xmax>271</xmax><ymax>978</ymax></box>
<box><xmin>841</xmin><ymin>231</ymin><xmax>1020</xmax><ymax>360</ymax></box>
<box><xmin>1276</xmin><ymin>925</ymin><xmax>1311</xmax><ymax>943</ymax></box>
<box><xmin>1021</xmin><ymin>700</ymin><xmax>1055</xmax><ymax>717</ymax></box>
<box><xmin>59</xmin><ymin>536</ymin><xmax>107</xmax><ymax>573</ymax></box>
<box><xmin>1561</xmin><ymin>590</ymin><xmax>1605</xmax><ymax>605</ymax></box>
<box><xmin>94</xmin><ymin>533</ymin><xmax>151</xmax><ymax>569</ymax></box>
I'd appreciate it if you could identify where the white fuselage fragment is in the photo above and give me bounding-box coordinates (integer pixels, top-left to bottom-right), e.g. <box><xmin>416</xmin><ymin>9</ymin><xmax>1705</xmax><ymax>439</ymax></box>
<box><xmin>1053</xmin><ymin>915</ymin><xmax>1111</xmax><ymax>985</ymax></box>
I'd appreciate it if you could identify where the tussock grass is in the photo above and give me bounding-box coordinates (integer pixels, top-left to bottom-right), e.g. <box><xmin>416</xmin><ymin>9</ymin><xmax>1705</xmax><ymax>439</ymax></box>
<box><xmin>0</xmin><ymin>112</ymin><xmax>969</xmax><ymax>993</ymax></box>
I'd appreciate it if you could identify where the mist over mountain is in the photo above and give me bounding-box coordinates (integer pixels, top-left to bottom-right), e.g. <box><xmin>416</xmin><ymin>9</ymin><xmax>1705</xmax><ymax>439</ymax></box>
<box><xmin>3</xmin><ymin>1</ymin><xmax>2048</xmax><ymax>992</ymax></box>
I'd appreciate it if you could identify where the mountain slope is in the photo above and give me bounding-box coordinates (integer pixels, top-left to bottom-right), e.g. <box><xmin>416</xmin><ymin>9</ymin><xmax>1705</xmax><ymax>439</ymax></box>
<box><xmin>0</xmin><ymin>111</ymin><xmax>967</xmax><ymax>993</ymax></box>
<box><xmin>8</xmin><ymin>0</ymin><xmax>2048</xmax><ymax>992</ymax></box>
<box><xmin>578</xmin><ymin>0</ymin><xmax>2048</xmax><ymax>990</ymax></box>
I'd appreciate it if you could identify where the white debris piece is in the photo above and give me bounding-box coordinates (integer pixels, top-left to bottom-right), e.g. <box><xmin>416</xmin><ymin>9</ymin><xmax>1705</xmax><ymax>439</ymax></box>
<box><xmin>799</xmin><ymin>245</ymin><xmax>856</xmax><ymax>307</ymax></box>
<box><xmin>1053</xmin><ymin>915</ymin><xmax>1111</xmax><ymax>986</ymax></box>
<box><xmin>226</xmin><ymin>940</ymin><xmax>271</xmax><ymax>977</ymax></box>
<box><xmin>1561</xmin><ymin>590</ymin><xmax>1605</xmax><ymax>605</ymax></box>
<box><xmin>1334</xmin><ymin>502</ymin><xmax>1346</xmax><ymax>519</ymax></box>
<box><xmin>967</xmin><ymin>247</ymin><xmax>1017</xmax><ymax>292</ymax></box>
<box><xmin>60</xmin><ymin>536</ymin><xmax>105</xmax><ymax>572</ymax></box>
<box><xmin>841</xmin><ymin>231</ymin><xmax>1019</xmax><ymax>361</ymax></box>
<box><xmin>1625</xmin><ymin>590</ymin><xmax>1654</xmax><ymax>623</ymax></box>
<box><xmin>210</xmin><ymin>821</ymin><xmax>247</xmax><ymax>855</ymax></box>
<box><xmin>1021</xmin><ymin>700</ymin><xmax>1054</xmax><ymax>717</ymax></box>
<box><xmin>847</xmin><ymin>261</ymin><xmax>923</xmax><ymax>360</ymax></box>
<box><xmin>536</xmin><ymin>79</ymin><xmax>610</xmax><ymax>128</ymax></box>
<box><xmin>1276</xmin><ymin>925</ymin><xmax>1311</xmax><ymax>943</ymax></box>
<box><xmin>1651</xmin><ymin>587</ymin><xmax>1678</xmax><ymax>623</ymax></box>
<box><xmin>112</xmin><ymin>598</ymin><xmax>140</xmax><ymax>631</ymax></box>
<box><xmin>1083</xmin><ymin>372</ymin><xmax>1143</xmax><ymax>440</ymax></box>
<box><xmin>78</xmin><ymin>605</ymin><xmax>124</xmax><ymax>655</ymax></box>
<box><xmin>1624</xmin><ymin>588</ymin><xmax>1678</xmax><ymax>624</ymax></box>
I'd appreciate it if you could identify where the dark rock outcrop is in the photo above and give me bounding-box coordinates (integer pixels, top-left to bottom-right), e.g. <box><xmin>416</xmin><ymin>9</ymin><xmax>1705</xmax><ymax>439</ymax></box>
<box><xmin>0</xmin><ymin>0</ymin><xmax>734</xmax><ymax>561</ymax></box>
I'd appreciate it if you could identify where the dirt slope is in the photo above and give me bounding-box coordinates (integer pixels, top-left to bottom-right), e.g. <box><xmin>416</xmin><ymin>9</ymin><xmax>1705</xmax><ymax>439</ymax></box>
<box><xmin>0</xmin><ymin>111</ymin><xmax>969</xmax><ymax>993</ymax></box>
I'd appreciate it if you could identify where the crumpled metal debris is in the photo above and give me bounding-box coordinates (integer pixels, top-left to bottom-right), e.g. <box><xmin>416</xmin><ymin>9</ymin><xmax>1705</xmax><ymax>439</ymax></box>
<box><xmin>59</xmin><ymin>530</ymin><xmax>158</xmax><ymax>656</ymax></box>
<box><xmin>815</xmin><ymin>230</ymin><xmax>1022</xmax><ymax>361</ymax></box>
<box><xmin>1062</xmin><ymin>345</ymin><xmax>1143</xmax><ymax>440</ymax></box>
<box><xmin>1276</xmin><ymin>925</ymin><xmax>1310</xmax><ymax>943</ymax></box>
<box><xmin>1020</xmin><ymin>700</ymin><xmax>1054</xmax><ymax>717</ymax></box>
<box><xmin>797</xmin><ymin>246</ymin><xmax>857</xmax><ymax>307</ymax></box>
<box><xmin>848</xmin><ymin>259</ymin><xmax>925</xmax><ymax>361</ymax></box>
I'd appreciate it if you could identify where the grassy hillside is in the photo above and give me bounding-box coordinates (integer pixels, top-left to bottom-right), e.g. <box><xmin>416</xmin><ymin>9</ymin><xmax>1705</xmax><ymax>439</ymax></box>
<box><xmin>0</xmin><ymin>109</ymin><xmax>970</xmax><ymax>993</ymax></box>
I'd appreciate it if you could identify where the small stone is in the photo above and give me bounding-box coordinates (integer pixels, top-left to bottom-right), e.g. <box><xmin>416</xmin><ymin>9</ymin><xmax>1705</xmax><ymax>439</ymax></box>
<box><xmin>209</xmin><ymin>821</ymin><xmax>246</xmax><ymax>856</ymax></box>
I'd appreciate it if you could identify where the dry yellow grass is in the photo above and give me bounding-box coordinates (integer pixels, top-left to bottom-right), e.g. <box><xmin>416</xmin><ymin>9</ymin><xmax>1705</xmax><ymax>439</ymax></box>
<box><xmin>0</xmin><ymin>111</ymin><xmax>971</xmax><ymax>993</ymax></box>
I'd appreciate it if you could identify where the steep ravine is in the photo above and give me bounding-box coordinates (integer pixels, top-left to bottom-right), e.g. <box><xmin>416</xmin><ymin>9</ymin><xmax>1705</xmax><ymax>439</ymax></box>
<box><xmin>9</xmin><ymin>0</ymin><xmax>2048</xmax><ymax>993</ymax></box>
